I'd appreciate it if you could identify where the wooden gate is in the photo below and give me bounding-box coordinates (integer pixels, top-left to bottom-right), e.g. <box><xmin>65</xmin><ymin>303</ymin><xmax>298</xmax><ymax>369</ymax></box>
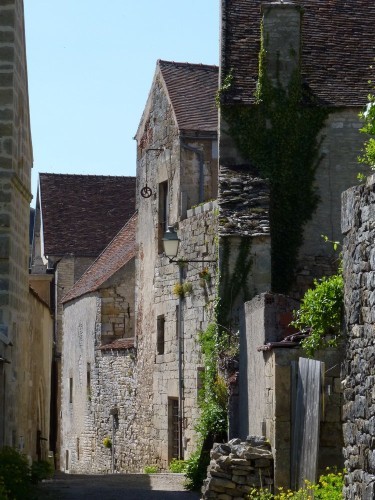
<box><xmin>291</xmin><ymin>357</ymin><xmax>324</xmax><ymax>490</ymax></box>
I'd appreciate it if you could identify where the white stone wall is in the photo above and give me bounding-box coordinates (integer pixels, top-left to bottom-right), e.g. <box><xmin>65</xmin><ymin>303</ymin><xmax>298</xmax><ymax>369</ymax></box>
<box><xmin>61</xmin><ymin>266</ymin><xmax>138</xmax><ymax>473</ymax></box>
<box><xmin>61</xmin><ymin>294</ymin><xmax>99</xmax><ymax>472</ymax></box>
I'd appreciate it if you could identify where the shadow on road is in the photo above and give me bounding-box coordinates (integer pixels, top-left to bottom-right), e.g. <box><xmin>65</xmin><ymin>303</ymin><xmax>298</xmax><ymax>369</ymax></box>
<box><xmin>36</xmin><ymin>473</ymin><xmax>201</xmax><ymax>500</ymax></box>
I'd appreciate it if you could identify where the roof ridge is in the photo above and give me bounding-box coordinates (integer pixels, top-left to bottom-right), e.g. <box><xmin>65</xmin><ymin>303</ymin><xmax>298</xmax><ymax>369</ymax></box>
<box><xmin>40</xmin><ymin>172</ymin><xmax>136</xmax><ymax>179</ymax></box>
<box><xmin>158</xmin><ymin>59</ymin><xmax>218</xmax><ymax>70</ymax></box>
<box><xmin>61</xmin><ymin>211</ymin><xmax>138</xmax><ymax>304</ymax></box>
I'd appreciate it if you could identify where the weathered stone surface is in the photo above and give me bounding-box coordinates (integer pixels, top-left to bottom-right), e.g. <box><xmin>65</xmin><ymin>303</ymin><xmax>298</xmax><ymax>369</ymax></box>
<box><xmin>342</xmin><ymin>177</ymin><xmax>375</xmax><ymax>498</ymax></box>
<box><xmin>201</xmin><ymin>438</ymin><xmax>274</xmax><ymax>499</ymax></box>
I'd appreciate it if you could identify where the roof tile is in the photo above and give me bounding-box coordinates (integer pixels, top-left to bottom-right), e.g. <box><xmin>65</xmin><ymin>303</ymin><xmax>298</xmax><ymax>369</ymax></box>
<box><xmin>222</xmin><ymin>0</ymin><xmax>375</xmax><ymax>106</ymax></box>
<box><xmin>39</xmin><ymin>173</ymin><xmax>136</xmax><ymax>257</ymax></box>
<box><xmin>62</xmin><ymin>212</ymin><xmax>137</xmax><ymax>304</ymax></box>
<box><xmin>159</xmin><ymin>60</ymin><xmax>219</xmax><ymax>131</ymax></box>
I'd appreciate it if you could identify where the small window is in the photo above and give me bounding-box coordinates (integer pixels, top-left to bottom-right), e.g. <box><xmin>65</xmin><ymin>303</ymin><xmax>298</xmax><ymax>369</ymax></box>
<box><xmin>156</xmin><ymin>315</ymin><xmax>165</xmax><ymax>355</ymax></box>
<box><xmin>87</xmin><ymin>363</ymin><xmax>91</xmax><ymax>399</ymax></box>
<box><xmin>69</xmin><ymin>378</ymin><xmax>73</xmax><ymax>404</ymax></box>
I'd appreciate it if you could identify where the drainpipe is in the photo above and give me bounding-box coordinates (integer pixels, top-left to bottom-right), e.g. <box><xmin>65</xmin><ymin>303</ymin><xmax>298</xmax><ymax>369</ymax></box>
<box><xmin>111</xmin><ymin>415</ymin><xmax>115</xmax><ymax>474</ymax></box>
<box><xmin>181</xmin><ymin>144</ymin><xmax>204</xmax><ymax>204</ymax></box>
<box><xmin>178</xmin><ymin>265</ymin><xmax>184</xmax><ymax>459</ymax></box>
<box><xmin>110</xmin><ymin>407</ymin><xmax>118</xmax><ymax>473</ymax></box>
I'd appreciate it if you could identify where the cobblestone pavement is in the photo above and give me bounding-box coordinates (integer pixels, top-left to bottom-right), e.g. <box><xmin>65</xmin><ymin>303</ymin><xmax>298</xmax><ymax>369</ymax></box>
<box><xmin>37</xmin><ymin>473</ymin><xmax>201</xmax><ymax>500</ymax></box>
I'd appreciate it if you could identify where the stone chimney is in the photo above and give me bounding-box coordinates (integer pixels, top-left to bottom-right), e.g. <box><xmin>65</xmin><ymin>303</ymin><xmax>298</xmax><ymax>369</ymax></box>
<box><xmin>261</xmin><ymin>1</ymin><xmax>301</xmax><ymax>90</ymax></box>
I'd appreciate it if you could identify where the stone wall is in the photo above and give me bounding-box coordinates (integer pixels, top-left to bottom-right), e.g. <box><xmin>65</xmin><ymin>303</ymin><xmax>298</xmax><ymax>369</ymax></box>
<box><xmin>61</xmin><ymin>263</ymin><xmax>137</xmax><ymax>473</ymax></box>
<box><xmin>23</xmin><ymin>288</ymin><xmax>53</xmax><ymax>461</ymax></box>
<box><xmin>241</xmin><ymin>293</ymin><xmax>344</xmax><ymax>489</ymax></box>
<box><xmin>201</xmin><ymin>437</ymin><xmax>274</xmax><ymax>499</ymax></box>
<box><xmin>219</xmin><ymin>1</ymin><xmax>365</xmax><ymax>300</ymax></box>
<box><xmin>0</xmin><ymin>0</ymin><xmax>36</xmax><ymax>457</ymax></box>
<box><xmin>135</xmin><ymin>64</ymin><xmax>219</xmax><ymax>469</ymax></box>
<box><xmin>342</xmin><ymin>175</ymin><xmax>375</xmax><ymax>499</ymax></box>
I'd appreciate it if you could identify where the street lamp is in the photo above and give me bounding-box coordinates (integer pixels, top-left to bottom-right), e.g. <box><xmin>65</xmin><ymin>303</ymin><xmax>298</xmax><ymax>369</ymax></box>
<box><xmin>162</xmin><ymin>226</ymin><xmax>180</xmax><ymax>260</ymax></box>
<box><xmin>162</xmin><ymin>226</ymin><xmax>216</xmax><ymax>263</ymax></box>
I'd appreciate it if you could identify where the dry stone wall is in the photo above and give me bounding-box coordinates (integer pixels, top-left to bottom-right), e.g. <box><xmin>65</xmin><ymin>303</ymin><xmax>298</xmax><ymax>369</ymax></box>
<box><xmin>201</xmin><ymin>437</ymin><xmax>274</xmax><ymax>499</ymax></box>
<box><xmin>342</xmin><ymin>175</ymin><xmax>375</xmax><ymax>499</ymax></box>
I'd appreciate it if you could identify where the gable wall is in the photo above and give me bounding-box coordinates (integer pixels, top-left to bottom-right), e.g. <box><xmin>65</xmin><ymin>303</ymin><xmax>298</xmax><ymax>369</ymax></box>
<box><xmin>135</xmin><ymin>71</ymin><xmax>219</xmax><ymax>468</ymax></box>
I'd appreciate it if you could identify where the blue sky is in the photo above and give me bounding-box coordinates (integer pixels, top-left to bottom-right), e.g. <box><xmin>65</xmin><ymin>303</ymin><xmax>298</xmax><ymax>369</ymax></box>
<box><xmin>24</xmin><ymin>1</ymin><xmax>220</xmax><ymax>204</ymax></box>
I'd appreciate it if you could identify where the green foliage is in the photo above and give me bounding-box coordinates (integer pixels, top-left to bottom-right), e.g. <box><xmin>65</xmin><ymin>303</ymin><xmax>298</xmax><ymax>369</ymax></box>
<box><xmin>185</xmin><ymin>324</ymin><xmax>228</xmax><ymax>490</ymax></box>
<box><xmin>218</xmin><ymin>236</ymin><xmax>253</xmax><ymax>328</ymax></box>
<box><xmin>144</xmin><ymin>465</ymin><xmax>158</xmax><ymax>474</ymax></box>
<box><xmin>30</xmin><ymin>460</ymin><xmax>54</xmax><ymax>484</ymax></box>
<box><xmin>172</xmin><ymin>281</ymin><xmax>192</xmax><ymax>297</ymax></box>
<box><xmin>184</xmin><ymin>449</ymin><xmax>210</xmax><ymax>491</ymax></box>
<box><xmin>358</xmin><ymin>80</ymin><xmax>375</xmax><ymax>170</ymax></box>
<box><xmin>0</xmin><ymin>477</ymin><xmax>8</xmax><ymax>500</ymax></box>
<box><xmin>247</xmin><ymin>469</ymin><xmax>344</xmax><ymax>499</ymax></box>
<box><xmin>216</xmin><ymin>69</ymin><xmax>234</xmax><ymax>107</ymax></box>
<box><xmin>313</xmin><ymin>468</ymin><xmax>344</xmax><ymax>499</ymax></box>
<box><xmin>168</xmin><ymin>459</ymin><xmax>187</xmax><ymax>473</ymax></box>
<box><xmin>0</xmin><ymin>447</ymin><xmax>32</xmax><ymax>499</ymax></box>
<box><xmin>196</xmin><ymin>325</ymin><xmax>228</xmax><ymax>439</ymax></box>
<box><xmin>102</xmin><ymin>437</ymin><xmax>112</xmax><ymax>449</ymax></box>
<box><xmin>291</xmin><ymin>273</ymin><xmax>344</xmax><ymax>357</ymax></box>
<box><xmin>223</xmin><ymin>51</ymin><xmax>328</xmax><ymax>293</ymax></box>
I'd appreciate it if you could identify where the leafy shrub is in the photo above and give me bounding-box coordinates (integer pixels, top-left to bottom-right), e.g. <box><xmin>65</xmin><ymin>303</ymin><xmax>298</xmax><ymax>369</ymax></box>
<box><xmin>144</xmin><ymin>465</ymin><xmax>158</xmax><ymax>474</ymax></box>
<box><xmin>246</xmin><ymin>469</ymin><xmax>344</xmax><ymax>499</ymax></box>
<box><xmin>359</xmin><ymin>87</ymin><xmax>375</xmax><ymax>170</ymax></box>
<box><xmin>0</xmin><ymin>476</ymin><xmax>8</xmax><ymax>500</ymax></box>
<box><xmin>184</xmin><ymin>323</ymin><xmax>228</xmax><ymax>490</ymax></box>
<box><xmin>184</xmin><ymin>449</ymin><xmax>209</xmax><ymax>491</ymax></box>
<box><xmin>169</xmin><ymin>459</ymin><xmax>187</xmax><ymax>473</ymax></box>
<box><xmin>0</xmin><ymin>447</ymin><xmax>31</xmax><ymax>499</ymax></box>
<box><xmin>30</xmin><ymin>460</ymin><xmax>54</xmax><ymax>484</ymax></box>
<box><xmin>290</xmin><ymin>273</ymin><xmax>343</xmax><ymax>357</ymax></box>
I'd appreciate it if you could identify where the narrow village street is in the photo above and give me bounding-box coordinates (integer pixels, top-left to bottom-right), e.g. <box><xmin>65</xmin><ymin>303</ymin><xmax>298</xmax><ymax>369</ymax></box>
<box><xmin>37</xmin><ymin>473</ymin><xmax>200</xmax><ymax>500</ymax></box>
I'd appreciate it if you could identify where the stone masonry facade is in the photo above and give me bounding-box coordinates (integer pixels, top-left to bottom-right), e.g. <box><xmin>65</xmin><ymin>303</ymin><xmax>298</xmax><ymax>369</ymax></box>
<box><xmin>201</xmin><ymin>437</ymin><xmax>274</xmax><ymax>499</ymax></box>
<box><xmin>134</xmin><ymin>60</ymin><xmax>219</xmax><ymax>469</ymax></box>
<box><xmin>0</xmin><ymin>0</ymin><xmax>36</xmax><ymax>456</ymax></box>
<box><xmin>61</xmin><ymin>270</ymin><xmax>138</xmax><ymax>473</ymax></box>
<box><xmin>342</xmin><ymin>175</ymin><xmax>375</xmax><ymax>499</ymax></box>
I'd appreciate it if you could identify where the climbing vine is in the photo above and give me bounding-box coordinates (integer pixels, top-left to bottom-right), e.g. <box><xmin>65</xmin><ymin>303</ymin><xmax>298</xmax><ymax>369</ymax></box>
<box><xmin>358</xmin><ymin>81</ymin><xmax>375</xmax><ymax>170</ymax></box>
<box><xmin>217</xmin><ymin>236</ymin><xmax>253</xmax><ymax>330</ymax></box>
<box><xmin>221</xmin><ymin>33</ymin><xmax>328</xmax><ymax>293</ymax></box>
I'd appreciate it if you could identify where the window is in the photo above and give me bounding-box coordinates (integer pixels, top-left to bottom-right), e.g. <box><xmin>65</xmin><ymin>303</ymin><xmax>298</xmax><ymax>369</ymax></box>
<box><xmin>87</xmin><ymin>363</ymin><xmax>91</xmax><ymax>399</ymax></box>
<box><xmin>69</xmin><ymin>378</ymin><xmax>73</xmax><ymax>404</ymax></box>
<box><xmin>156</xmin><ymin>315</ymin><xmax>165</xmax><ymax>355</ymax></box>
<box><xmin>168</xmin><ymin>398</ymin><xmax>181</xmax><ymax>461</ymax></box>
<box><xmin>158</xmin><ymin>181</ymin><xmax>169</xmax><ymax>253</ymax></box>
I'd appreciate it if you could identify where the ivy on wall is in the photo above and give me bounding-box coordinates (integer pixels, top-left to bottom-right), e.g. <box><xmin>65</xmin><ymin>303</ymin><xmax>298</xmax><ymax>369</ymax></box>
<box><xmin>218</xmin><ymin>236</ymin><xmax>253</xmax><ymax>330</ymax></box>
<box><xmin>221</xmin><ymin>40</ymin><xmax>328</xmax><ymax>293</ymax></box>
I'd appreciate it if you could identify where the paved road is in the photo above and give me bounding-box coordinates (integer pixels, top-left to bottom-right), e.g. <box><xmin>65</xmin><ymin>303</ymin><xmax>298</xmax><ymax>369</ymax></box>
<box><xmin>37</xmin><ymin>473</ymin><xmax>201</xmax><ymax>500</ymax></box>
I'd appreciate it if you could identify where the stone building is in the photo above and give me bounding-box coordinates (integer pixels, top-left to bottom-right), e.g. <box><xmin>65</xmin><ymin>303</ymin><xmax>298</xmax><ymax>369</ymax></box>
<box><xmin>30</xmin><ymin>173</ymin><xmax>136</xmax><ymax>464</ymax></box>
<box><xmin>217</xmin><ymin>0</ymin><xmax>374</xmax><ymax>490</ymax></box>
<box><xmin>60</xmin><ymin>213</ymin><xmax>137</xmax><ymax>473</ymax></box>
<box><xmin>342</xmin><ymin>176</ymin><xmax>375</xmax><ymax>499</ymax></box>
<box><xmin>219</xmin><ymin>0</ymin><xmax>373</xmax><ymax>298</ymax></box>
<box><xmin>0</xmin><ymin>0</ymin><xmax>52</xmax><ymax>463</ymax></box>
<box><xmin>133</xmin><ymin>60</ymin><xmax>220</xmax><ymax>467</ymax></box>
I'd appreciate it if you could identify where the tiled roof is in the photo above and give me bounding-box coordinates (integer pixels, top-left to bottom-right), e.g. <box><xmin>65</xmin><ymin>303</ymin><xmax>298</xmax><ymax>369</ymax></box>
<box><xmin>222</xmin><ymin>0</ymin><xmax>375</xmax><ymax>107</ymax></box>
<box><xmin>62</xmin><ymin>213</ymin><xmax>137</xmax><ymax>304</ymax></box>
<box><xmin>159</xmin><ymin>60</ymin><xmax>219</xmax><ymax>132</ymax></box>
<box><xmin>39</xmin><ymin>173</ymin><xmax>136</xmax><ymax>257</ymax></box>
<box><xmin>99</xmin><ymin>338</ymin><xmax>135</xmax><ymax>351</ymax></box>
